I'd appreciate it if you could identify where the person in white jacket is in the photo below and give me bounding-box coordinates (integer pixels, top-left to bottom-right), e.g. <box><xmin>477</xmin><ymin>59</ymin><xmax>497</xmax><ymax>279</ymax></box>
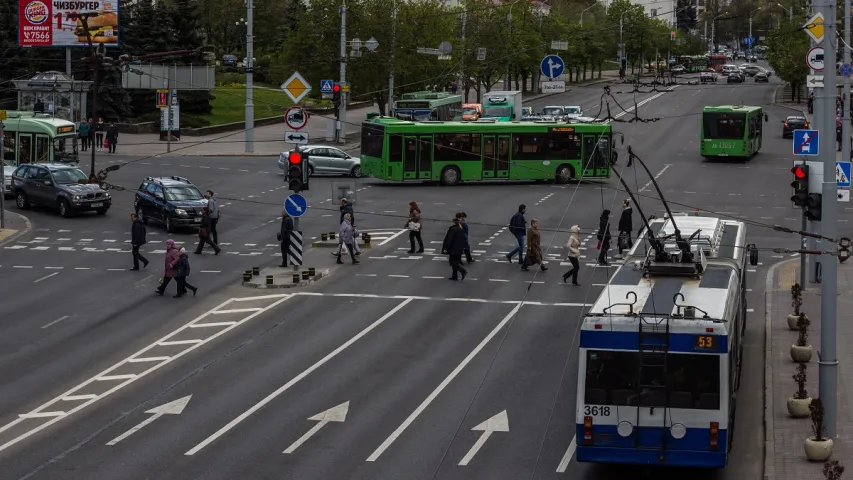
<box><xmin>562</xmin><ymin>225</ymin><xmax>581</xmax><ymax>286</ymax></box>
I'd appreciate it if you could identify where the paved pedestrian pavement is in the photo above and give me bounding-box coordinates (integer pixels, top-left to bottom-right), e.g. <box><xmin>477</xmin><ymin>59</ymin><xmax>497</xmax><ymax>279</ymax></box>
<box><xmin>766</xmin><ymin>259</ymin><xmax>853</xmax><ymax>479</ymax></box>
<box><xmin>0</xmin><ymin>210</ymin><xmax>30</xmax><ymax>245</ymax></box>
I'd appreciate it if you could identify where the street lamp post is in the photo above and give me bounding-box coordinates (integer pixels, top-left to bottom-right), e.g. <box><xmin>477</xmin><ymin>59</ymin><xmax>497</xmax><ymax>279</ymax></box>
<box><xmin>776</xmin><ymin>3</ymin><xmax>793</xmax><ymax>21</ymax></box>
<box><xmin>579</xmin><ymin>3</ymin><xmax>596</xmax><ymax>25</ymax></box>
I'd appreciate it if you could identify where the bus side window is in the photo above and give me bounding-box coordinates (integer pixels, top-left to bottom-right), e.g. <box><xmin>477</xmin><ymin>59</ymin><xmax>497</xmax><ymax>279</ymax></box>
<box><xmin>389</xmin><ymin>135</ymin><xmax>403</xmax><ymax>162</ymax></box>
<box><xmin>2</xmin><ymin>132</ymin><xmax>15</xmax><ymax>162</ymax></box>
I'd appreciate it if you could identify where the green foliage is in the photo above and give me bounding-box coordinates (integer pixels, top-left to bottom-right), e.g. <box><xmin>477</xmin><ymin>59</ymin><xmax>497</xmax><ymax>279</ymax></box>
<box><xmin>766</xmin><ymin>20</ymin><xmax>810</xmax><ymax>99</ymax></box>
<box><xmin>676</xmin><ymin>0</ymin><xmax>698</xmax><ymax>31</ymax></box>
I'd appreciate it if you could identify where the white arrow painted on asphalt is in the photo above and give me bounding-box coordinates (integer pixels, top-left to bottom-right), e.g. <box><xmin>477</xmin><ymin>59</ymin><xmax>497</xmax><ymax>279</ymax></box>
<box><xmin>458</xmin><ymin>410</ymin><xmax>509</xmax><ymax>466</ymax></box>
<box><xmin>106</xmin><ymin>395</ymin><xmax>192</xmax><ymax>445</ymax></box>
<box><xmin>283</xmin><ymin>401</ymin><xmax>349</xmax><ymax>454</ymax></box>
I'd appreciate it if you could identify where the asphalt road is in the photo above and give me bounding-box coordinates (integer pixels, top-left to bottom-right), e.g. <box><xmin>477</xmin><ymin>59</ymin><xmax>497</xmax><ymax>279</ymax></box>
<box><xmin>0</xmin><ymin>71</ymin><xmax>833</xmax><ymax>479</ymax></box>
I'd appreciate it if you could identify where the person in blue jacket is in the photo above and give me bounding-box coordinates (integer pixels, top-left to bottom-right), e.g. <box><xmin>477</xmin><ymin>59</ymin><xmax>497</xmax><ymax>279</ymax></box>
<box><xmin>456</xmin><ymin>212</ymin><xmax>474</xmax><ymax>264</ymax></box>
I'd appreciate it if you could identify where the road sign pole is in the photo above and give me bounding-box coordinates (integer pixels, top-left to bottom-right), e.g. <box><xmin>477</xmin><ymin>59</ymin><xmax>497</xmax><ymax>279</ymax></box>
<box><xmin>844</xmin><ymin>0</ymin><xmax>851</xmax><ymax>171</ymax></box>
<box><xmin>0</xmin><ymin>120</ymin><xmax>5</xmax><ymax>229</ymax></box>
<box><xmin>293</xmin><ymin>217</ymin><xmax>299</xmax><ymax>272</ymax></box>
<box><xmin>338</xmin><ymin>0</ymin><xmax>347</xmax><ymax>144</ymax></box>
<box><xmin>816</xmin><ymin>0</ymin><xmax>839</xmax><ymax>439</ymax></box>
<box><xmin>245</xmin><ymin>0</ymin><xmax>255</xmax><ymax>154</ymax></box>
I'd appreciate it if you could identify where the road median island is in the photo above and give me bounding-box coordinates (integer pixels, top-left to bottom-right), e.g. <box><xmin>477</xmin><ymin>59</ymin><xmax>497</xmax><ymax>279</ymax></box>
<box><xmin>241</xmin><ymin>266</ymin><xmax>331</xmax><ymax>289</ymax></box>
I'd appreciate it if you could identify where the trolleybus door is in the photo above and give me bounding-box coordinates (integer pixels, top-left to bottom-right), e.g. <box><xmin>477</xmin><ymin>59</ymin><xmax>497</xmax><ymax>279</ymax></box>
<box><xmin>497</xmin><ymin>136</ymin><xmax>510</xmax><ymax>178</ymax></box>
<box><xmin>583</xmin><ymin>134</ymin><xmax>610</xmax><ymax>177</ymax></box>
<box><xmin>482</xmin><ymin>135</ymin><xmax>497</xmax><ymax>178</ymax></box>
<box><xmin>17</xmin><ymin>134</ymin><xmax>33</xmax><ymax>165</ymax></box>
<box><xmin>35</xmin><ymin>134</ymin><xmax>51</xmax><ymax>162</ymax></box>
<box><xmin>403</xmin><ymin>136</ymin><xmax>433</xmax><ymax>180</ymax></box>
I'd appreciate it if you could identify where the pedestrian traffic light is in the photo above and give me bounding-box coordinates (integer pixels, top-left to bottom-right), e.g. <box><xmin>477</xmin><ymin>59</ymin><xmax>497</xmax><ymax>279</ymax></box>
<box><xmin>791</xmin><ymin>165</ymin><xmax>810</xmax><ymax>207</ymax></box>
<box><xmin>287</xmin><ymin>150</ymin><xmax>310</xmax><ymax>192</ymax></box>
<box><xmin>805</xmin><ymin>193</ymin><xmax>822</xmax><ymax>221</ymax></box>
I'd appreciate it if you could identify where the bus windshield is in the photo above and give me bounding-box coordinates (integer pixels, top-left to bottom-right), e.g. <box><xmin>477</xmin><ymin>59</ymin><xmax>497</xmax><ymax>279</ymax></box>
<box><xmin>703</xmin><ymin>112</ymin><xmax>746</xmax><ymax>139</ymax></box>
<box><xmin>54</xmin><ymin>135</ymin><xmax>79</xmax><ymax>163</ymax></box>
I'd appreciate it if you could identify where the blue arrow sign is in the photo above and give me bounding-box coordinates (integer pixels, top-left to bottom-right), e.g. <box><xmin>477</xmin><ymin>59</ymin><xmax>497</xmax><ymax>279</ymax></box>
<box><xmin>793</xmin><ymin>129</ymin><xmax>819</xmax><ymax>156</ymax></box>
<box><xmin>284</xmin><ymin>193</ymin><xmax>308</xmax><ymax>217</ymax></box>
<box><xmin>320</xmin><ymin>80</ymin><xmax>334</xmax><ymax>94</ymax></box>
<box><xmin>540</xmin><ymin>55</ymin><xmax>565</xmax><ymax>79</ymax></box>
<box><xmin>837</xmin><ymin>161</ymin><xmax>852</xmax><ymax>188</ymax></box>
<box><xmin>744</xmin><ymin>37</ymin><xmax>754</xmax><ymax>45</ymax></box>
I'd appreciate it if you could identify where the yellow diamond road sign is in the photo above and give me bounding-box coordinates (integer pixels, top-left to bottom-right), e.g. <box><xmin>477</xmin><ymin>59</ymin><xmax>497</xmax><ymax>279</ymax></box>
<box><xmin>805</xmin><ymin>12</ymin><xmax>825</xmax><ymax>44</ymax></box>
<box><xmin>281</xmin><ymin>72</ymin><xmax>312</xmax><ymax>104</ymax></box>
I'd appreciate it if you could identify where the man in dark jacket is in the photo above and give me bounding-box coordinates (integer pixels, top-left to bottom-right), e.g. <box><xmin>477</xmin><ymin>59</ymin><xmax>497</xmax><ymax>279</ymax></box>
<box><xmin>597</xmin><ymin>209</ymin><xmax>612</xmax><ymax>266</ymax></box>
<box><xmin>279</xmin><ymin>210</ymin><xmax>294</xmax><ymax>267</ymax></box>
<box><xmin>505</xmin><ymin>204</ymin><xmax>527</xmax><ymax>264</ymax></box>
<box><xmin>106</xmin><ymin>122</ymin><xmax>118</xmax><ymax>153</ymax></box>
<box><xmin>456</xmin><ymin>212</ymin><xmax>474</xmax><ymax>263</ymax></box>
<box><xmin>617</xmin><ymin>199</ymin><xmax>633</xmax><ymax>257</ymax></box>
<box><xmin>130</xmin><ymin>212</ymin><xmax>149</xmax><ymax>270</ymax></box>
<box><xmin>442</xmin><ymin>218</ymin><xmax>468</xmax><ymax>281</ymax></box>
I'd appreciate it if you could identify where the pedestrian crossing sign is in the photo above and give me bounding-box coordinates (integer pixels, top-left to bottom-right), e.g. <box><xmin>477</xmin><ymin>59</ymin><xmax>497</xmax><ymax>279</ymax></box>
<box><xmin>837</xmin><ymin>161</ymin><xmax>851</xmax><ymax>188</ymax></box>
<box><xmin>320</xmin><ymin>80</ymin><xmax>334</xmax><ymax>94</ymax></box>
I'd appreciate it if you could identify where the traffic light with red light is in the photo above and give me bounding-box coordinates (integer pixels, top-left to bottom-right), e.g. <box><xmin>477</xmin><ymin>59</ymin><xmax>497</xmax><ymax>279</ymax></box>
<box><xmin>287</xmin><ymin>150</ymin><xmax>310</xmax><ymax>192</ymax></box>
<box><xmin>791</xmin><ymin>164</ymin><xmax>809</xmax><ymax>207</ymax></box>
<box><xmin>332</xmin><ymin>83</ymin><xmax>341</xmax><ymax>109</ymax></box>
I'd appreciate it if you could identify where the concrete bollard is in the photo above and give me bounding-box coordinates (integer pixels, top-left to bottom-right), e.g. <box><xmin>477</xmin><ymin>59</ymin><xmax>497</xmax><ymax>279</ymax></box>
<box><xmin>301</xmin><ymin>271</ymin><xmax>310</xmax><ymax>280</ymax></box>
<box><xmin>363</xmin><ymin>233</ymin><xmax>371</xmax><ymax>246</ymax></box>
<box><xmin>266</xmin><ymin>275</ymin><xmax>274</xmax><ymax>285</ymax></box>
<box><xmin>321</xmin><ymin>233</ymin><xmax>328</xmax><ymax>241</ymax></box>
<box><xmin>308</xmin><ymin>267</ymin><xmax>316</xmax><ymax>277</ymax></box>
<box><xmin>329</xmin><ymin>232</ymin><xmax>336</xmax><ymax>240</ymax></box>
<box><xmin>242</xmin><ymin>271</ymin><xmax>252</xmax><ymax>282</ymax></box>
<box><xmin>292</xmin><ymin>273</ymin><xmax>300</xmax><ymax>284</ymax></box>
<box><xmin>252</xmin><ymin>266</ymin><xmax>260</xmax><ymax>276</ymax></box>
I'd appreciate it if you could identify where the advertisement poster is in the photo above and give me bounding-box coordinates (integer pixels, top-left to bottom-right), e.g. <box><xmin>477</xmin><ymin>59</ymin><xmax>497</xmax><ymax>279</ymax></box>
<box><xmin>18</xmin><ymin>0</ymin><xmax>120</xmax><ymax>48</ymax></box>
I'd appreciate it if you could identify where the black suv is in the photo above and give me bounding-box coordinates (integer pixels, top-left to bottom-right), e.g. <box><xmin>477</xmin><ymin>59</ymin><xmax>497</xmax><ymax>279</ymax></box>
<box><xmin>11</xmin><ymin>163</ymin><xmax>111</xmax><ymax>217</ymax></box>
<box><xmin>134</xmin><ymin>176</ymin><xmax>207</xmax><ymax>232</ymax></box>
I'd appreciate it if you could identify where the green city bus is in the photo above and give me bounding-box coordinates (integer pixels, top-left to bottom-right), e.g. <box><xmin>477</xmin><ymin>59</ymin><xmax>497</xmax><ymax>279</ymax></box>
<box><xmin>700</xmin><ymin>105</ymin><xmax>765</xmax><ymax>159</ymax></box>
<box><xmin>360</xmin><ymin>117</ymin><xmax>613</xmax><ymax>185</ymax></box>
<box><xmin>393</xmin><ymin>91</ymin><xmax>463</xmax><ymax>121</ymax></box>
<box><xmin>2</xmin><ymin>111</ymin><xmax>79</xmax><ymax>166</ymax></box>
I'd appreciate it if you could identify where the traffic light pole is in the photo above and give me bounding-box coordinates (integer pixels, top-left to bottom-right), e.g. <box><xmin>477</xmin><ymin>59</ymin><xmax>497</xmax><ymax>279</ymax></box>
<box><xmin>816</xmin><ymin>0</ymin><xmax>839</xmax><ymax>438</ymax></box>
<box><xmin>338</xmin><ymin>0</ymin><xmax>348</xmax><ymax>144</ymax></box>
<box><xmin>244</xmin><ymin>0</ymin><xmax>255</xmax><ymax>154</ymax></box>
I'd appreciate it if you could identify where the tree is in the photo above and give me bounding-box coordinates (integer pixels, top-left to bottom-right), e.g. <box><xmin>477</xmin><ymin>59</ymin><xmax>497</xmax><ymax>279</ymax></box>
<box><xmin>676</xmin><ymin>0</ymin><xmax>697</xmax><ymax>31</ymax></box>
<box><xmin>766</xmin><ymin>19</ymin><xmax>809</xmax><ymax>102</ymax></box>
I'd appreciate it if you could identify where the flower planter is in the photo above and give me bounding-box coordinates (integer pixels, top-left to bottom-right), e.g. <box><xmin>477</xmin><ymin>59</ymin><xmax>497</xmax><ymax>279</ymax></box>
<box><xmin>787</xmin><ymin>397</ymin><xmax>812</xmax><ymax>418</ymax></box>
<box><xmin>790</xmin><ymin>344</ymin><xmax>813</xmax><ymax>363</ymax></box>
<box><xmin>803</xmin><ymin>436</ymin><xmax>833</xmax><ymax>461</ymax></box>
<box><xmin>787</xmin><ymin>313</ymin><xmax>804</xmax><ymax>331</ymax></box>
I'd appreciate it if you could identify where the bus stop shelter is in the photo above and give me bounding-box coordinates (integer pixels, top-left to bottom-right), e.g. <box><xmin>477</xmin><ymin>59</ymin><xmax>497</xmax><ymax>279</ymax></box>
<box><xmin>13</xmin><ymin>71</ymin><xmax>93</xmax><ymax>124</ymax></box>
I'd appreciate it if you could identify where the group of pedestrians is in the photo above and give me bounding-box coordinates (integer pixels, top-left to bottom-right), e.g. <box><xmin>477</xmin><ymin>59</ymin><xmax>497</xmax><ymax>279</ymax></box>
<box><xmin>77</xmin><ymin>118</ymin><xmax>119</xmax><ymax>153</ymax></box>
<box><xmin>128</xmin><ymin>192</ymin><xmax>223</xmax><ymax>298</ymax></box>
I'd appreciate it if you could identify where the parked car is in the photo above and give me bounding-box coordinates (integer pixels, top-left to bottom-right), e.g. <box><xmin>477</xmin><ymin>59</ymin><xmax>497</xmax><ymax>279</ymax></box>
<box><xmin>133</xmin><ymin>176</ymin><xmax>207</xmax><ymax>233</ymax></box>
<box><xmin>278</xmin><ymin>145</ymin><xmax>361</xmax><ymax>177</ymax></box>
<box><xmin>727</xmin><ymin>72</ymin><xmax>744</xmax><ymax>83</ymax></box>
<box><xmin>754</xmin><ymin>72</ymin><xmax>769</xmax><ymax>83</ymax></box>
<box><xmin>3</xmin><ymin>162</ymin><xmax>14</xmax><ymax>198</ymax></box>
<box><xmin>11</xmin><ymin>163</ymin><xmax>111</xmax><ymax>217</ymax></box>
<box><xmin>671</xmin><ymin>64</ymin><xmax>685</xmax><ymax>74</ymax></box>
<box><xmin>783</xmin><ymin>116</ymin><xmax>810</xmax><ymax>138</ymax></box>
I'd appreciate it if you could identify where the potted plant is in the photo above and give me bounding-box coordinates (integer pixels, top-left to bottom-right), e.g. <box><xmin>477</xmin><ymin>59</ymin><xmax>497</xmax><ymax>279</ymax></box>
<box><xmin>804</xmin><ymin>398</ymin><xmax>834</xmax><ymax>461</ymax></box>
<box><xmin>789</xmin><ymin>283</ymin><xmax>806</xmax><ymax>330</ymax></box>
<box><xmin>790</xmin><ymin>313</ymin><xmax>813</xmax><ymax>362</ymax></box>
<box><xmin>823</xmin><ymin>460</ymin><xmax>844</xmax><ymax>480</ymax></box>
<box><xmin>787</xmin><ymin>363</ymin><xmax>812</xmax><ymax>417</ymax></box>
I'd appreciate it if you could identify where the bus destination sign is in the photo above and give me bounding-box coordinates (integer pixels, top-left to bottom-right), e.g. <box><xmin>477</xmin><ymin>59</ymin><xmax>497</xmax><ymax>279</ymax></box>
<box><xmin>549</xmin><ymin>127</ymin><xmax>575</xmax><ymax>133</ymax></box>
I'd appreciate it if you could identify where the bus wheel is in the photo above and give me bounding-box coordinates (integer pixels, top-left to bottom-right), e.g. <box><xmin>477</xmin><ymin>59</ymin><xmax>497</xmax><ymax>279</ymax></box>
<box><xmin>556</xmin><ymin>165</ymin><xmax>574</xmax><ymax>184</ymax></box>
<box><xmin>440</xmin><ymin>166</ymin><xmax>460</xmax><ymax>186</ymax></box>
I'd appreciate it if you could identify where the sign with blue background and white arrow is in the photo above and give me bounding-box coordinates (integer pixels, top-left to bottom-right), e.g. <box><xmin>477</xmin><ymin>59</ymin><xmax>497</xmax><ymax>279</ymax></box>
<box><xmin>540</xmin><ymin>55</ymin><xmax>565</xmax><ymax>79</ymax></box>
<box><xmin>793</xmin><ymin>129</ymin><xmax>819</xmax><ymax>156</ymax></box>
<box><xmin>837</xmin><ymin>161</ymin><xmax>851</xmax><ymax>188</ymax></box>
<box><xmin>284</xmin><ymin>193</ymin><xmax>308</xmax><ymax>217</ymax></box>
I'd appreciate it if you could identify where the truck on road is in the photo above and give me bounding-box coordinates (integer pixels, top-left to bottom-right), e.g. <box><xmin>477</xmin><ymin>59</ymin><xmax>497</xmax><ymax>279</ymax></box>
<box><xmin>481</xmin><ymin>91</ymin><xmax>522</xmax><ymax>121</ymax></box>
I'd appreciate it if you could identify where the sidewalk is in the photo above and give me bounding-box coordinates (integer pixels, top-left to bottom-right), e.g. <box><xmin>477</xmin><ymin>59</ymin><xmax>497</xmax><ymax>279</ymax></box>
<box><xmin>773</xmin><ymin>84</ymin><xmax>851</xmax><ymax>162</ymax></box>
<box><xmin>766</xmin><ymin>260</ymin><xmax>853</xmax><ymax>479</ymax></box>
<box><xmin>0</xmin><ymin>210</ymin><xmax>31</xmax><ymax>246</ymax></box>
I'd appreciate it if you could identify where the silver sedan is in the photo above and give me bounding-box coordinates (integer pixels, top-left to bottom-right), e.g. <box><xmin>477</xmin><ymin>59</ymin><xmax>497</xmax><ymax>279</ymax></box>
<box><xmin>278</xmin><ymin>145</ymin><xmax>362</xmax><ymax>177</ymax></box>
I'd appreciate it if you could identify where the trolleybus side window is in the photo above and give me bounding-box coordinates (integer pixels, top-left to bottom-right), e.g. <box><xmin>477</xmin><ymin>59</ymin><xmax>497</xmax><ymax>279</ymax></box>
<box><xmin>389</xmin><ymin>135</ymin><xmax>403</xmax><ymax>162</ymax></box>
<box><xmin>434</xmin><ymin>133</ymin><xmax>480</xmax><ymax>162</ymax></box>
<box><xmin>546</xmin><ymin>133</ymin><xmax>581</xmax><ymax>160</ymax></box>
<box><xmin>513</xmin><ymin>133</ymin><xmax>546</xmax><ymax>160</ymax></box>
<box><xmin>361</xmin><ymin>124</ymin><xmax>385</xmax><ymax>158</ymax></box>
<box><xmin>2</xmin><ymin>132</ymin><xmax>14</xmax><ymax>162</ymax></box>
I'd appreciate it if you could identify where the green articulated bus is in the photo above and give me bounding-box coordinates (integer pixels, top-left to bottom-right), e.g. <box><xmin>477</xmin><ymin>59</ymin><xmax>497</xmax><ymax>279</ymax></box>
<box><xmin>393</xmin><ymin>91</ymin><xmax>464</xmax><ymax>121</ymax></box>
<box><xmin>701</xmin><ymin>105</ymin><xmax>764</xmax><ymax>159</ymax></box>
<box><xmin>360</xmin><ymin>117</ymin><xmax>613</xmax><ymax>185</ymax></box>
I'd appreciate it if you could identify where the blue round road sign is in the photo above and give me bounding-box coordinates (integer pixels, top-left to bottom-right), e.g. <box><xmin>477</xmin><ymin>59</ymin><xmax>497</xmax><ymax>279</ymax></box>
<box><xmin>842</xmin><ymin>63</ymin><xmax>853</xmax><ymax>77</ymax></box>
<box><xmin>284</xmin><ymin>193</ymin><xmax>308</xmax><ymax>217</ymax></box>
<box><xmin>540</xmin><ymin>55</ymin><xmax>565</xmax><ymax>79</ymax></box>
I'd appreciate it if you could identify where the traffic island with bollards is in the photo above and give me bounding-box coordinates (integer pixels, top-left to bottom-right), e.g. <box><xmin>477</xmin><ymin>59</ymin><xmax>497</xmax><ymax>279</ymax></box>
<box><xmin>241</xmin><ymin>266</ymin><xmax>330</xmax><ymax>289</ymax></box>
<box><xmin>311</xmin><ymin>235</ymin><xmax>372</xmax><ymax>249</ymax></box>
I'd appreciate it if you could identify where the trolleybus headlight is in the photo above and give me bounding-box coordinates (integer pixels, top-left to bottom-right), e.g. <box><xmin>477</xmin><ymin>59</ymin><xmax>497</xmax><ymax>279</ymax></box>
<box><xmin>669</xmin><ymin>423</ymin><xmax>686</xmax><ymax>439</ymax></box>
<box><xmin>617</xmin><ymin>421</ymin><xmax>633</xmax><ymax>438</ymax></box>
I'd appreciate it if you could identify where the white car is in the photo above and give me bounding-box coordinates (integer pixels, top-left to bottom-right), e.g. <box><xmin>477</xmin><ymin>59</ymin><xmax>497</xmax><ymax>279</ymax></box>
<box><xmin>541</xmin><ymin>106</ymin><xmax>566</xmax><ymax>117</ymax></box>
<box><xmin>563</xmin><ymin>106</ymin><xmax>583</xmax><ymax>119</ymax></box>
<box><xmin>3</xmin><ymin>163</ymin><xmax>15</xmax><ymax>198</ymax></box>
<box><xmin>671</xmin><ymin>65</ymin><xmax>686</xmax><ymax>74</ymax></box>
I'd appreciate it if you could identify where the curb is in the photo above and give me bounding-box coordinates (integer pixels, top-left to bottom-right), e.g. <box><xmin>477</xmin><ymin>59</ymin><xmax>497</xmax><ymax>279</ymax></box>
<box><xmin>0</xmin><ymin>211</ymin><xmax>32</xmax><ymax>247</ymax></box>
<box><xmin>763</xmin><ymin>258</ymin><xmax>797</xmax><ymax>480</ymax></box>
<box><xmin>241</xmin><ymin>267</ymin><xmax>330</xmax><ymax>289</ymax></box>
<box><xmin>772</xmin><ymin>84</ymin><xmax>809</xmax><ymax>117</ymax></box>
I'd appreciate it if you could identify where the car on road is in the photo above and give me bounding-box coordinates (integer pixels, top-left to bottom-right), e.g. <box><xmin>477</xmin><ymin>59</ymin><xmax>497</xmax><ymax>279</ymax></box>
<box><xmin>741</xmin><ymin>65</ymin><xmax>762</xmax><ymax>77</ymax></box>
<box><xmin>783</xmin><ymin>116</ymin><xmax>810</xmax><ymax>138</ymax></box>
<box><xmin>727</xmin><ymin>72</ymin><xmax>744</xmax><ymax>83</ymax></box>
<box><xmin>754</xmin><ymin>72</ymin><xmax>769</xmax><ymax>82</ymax></box>
<box><xmin>3</xmin><ymin>162</ymin><xmax>14</xmax><ymax>198</ymax></box>
<box><xmin>221</xmin><ymin>54</ymin><xmax>238</xmax><ymax>67</ymax></box>
<box><xmin>699</xmin><ymin>69</ymin><xmax>718</xmax><ymax>83</ymax></box>
<box><xmin>278</xmin><ymin>145</ymin><xmax>362</xmax><ymax>177</ymax></box>
<box><xmin>540</xmin><ymin>106</ymin><xmax>566</xmax><ymax>117</ymax></box>
<box><xmin>670</xmin><ymin>64</ymin><xmax>685</xmax><ymax>74</ymax></box>
<box><xmin>563</xmin><ymin>106</ymin><xmax>583</xmax><ymax>119</ymax></box>
<box><xmin>134</xmin><ymin>176</ymin><xmax>208</xmax><ymax>233</ymax></box>
<box><xmin>11</xmin><ymin>163</ymin><xmax>111</xmax><ymax>217</ymax></box>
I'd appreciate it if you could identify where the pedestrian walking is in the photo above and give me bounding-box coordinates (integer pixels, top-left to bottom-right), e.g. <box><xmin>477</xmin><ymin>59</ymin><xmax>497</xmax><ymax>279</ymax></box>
<box><xmin>175</xmin><ymin>247</ymin><xmax>198</xmax><ymax>298</ymax></box>
<box><xmin>95</xmin><ymin>117</ymin><xmax>105</xmax><ymax>151</ymax></box>
<box><xmin>407</xmin><ymin>209</ymin><xmax>424</xmax><ymax>254</ymax></box>
<box><xmin>106</xmin><ymin>121</ymin><xmax>118</xmax><ymax>153</ymax></box>
<box><xmin>155</xmin><ymin>239</ymin><xmax>181</xmax><ymax>296</ymax></box>
<box><xmin>278</xmin><ymin>209</ymin><xmax>294</xmax><ymax>267</ymax></box>
<box><xmin>456</xmin><ymin>212</ymin><xmax>474</xmax><ymax>263</ymax></box>
<box><xmin>205</xmin><ymin>190</ymin><xmax>221</xmax><ymax>244</ymax></box>
<box><xmin>597</xmin><ymin>209</ymin><xmax>612</xmax><ymax>266</ymax></box>
<box><xmin>562</xmin><ymin>225</ymin><xmax>581</xmax><ymax>285</ymax></box>
<box><xmin>78</xmin><ymin>118</ymin><xmax>90</xmax><ymax>151</ymax></box>
<box><xmin>522</xmin><ymin>219</ymin><xmax>547</xmax><ymax>271</ymax></box>
<box><xmin>505</xmin><ymin>204</ymin><xmax>527</xmax><ymax>264</ymax></box>
<box><xmin>129</xmin><ymin>212</ymin><xmax>149</xmax><ymax>270</ymax></box>
<box><xmin>442</xmin><ymin>218</ymin><xmax>467</xmax><ymax>281</ymax></box>
<box><xmin>337</xmin><ymin>213</ymin><xmax>360</xmax><ymax>264</ymax></box>
<box><xmin>194</xmin><ymin>207</ymin><xmax>221</xmax><ymax>255</ymax></box>
<box><xmin>617</xmin><ymin>199</ymin><xmax>633</xmax><ymax>257</ymax></box>
<box><xmin>333</xmin><ymin>199</ymin><xmax>361</xmax><ymax>257</ymax></box>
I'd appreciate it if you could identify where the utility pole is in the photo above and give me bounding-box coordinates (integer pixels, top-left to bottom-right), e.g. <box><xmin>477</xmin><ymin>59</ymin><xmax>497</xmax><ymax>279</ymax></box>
<box><xmin>0</xmin><ymin>119</ymin><xmax>5</xmax><ymax>229</ymax></box>
<box><xmin>77</xmin><ymin>13</ymin><xmax>103</xmax><ymax>181</ymax></box>
<box><xmin>816</xmin><ymin>0</ymin><xmax>839</xmax><ymax>439</ymax></box>
<box><xmin>504</xmin><ymin>9</ymin><xmax>512</xmax><ymax>90</ymax></box>
<box><xmin>66</xmin><ymin>48</ymin><xmax>71</xmax><ymax>75</ymax></box>
<box><xmin>619</xmin><ymin>15</ymin><xmax>624</xmax><ymax>77</ymax></box>
<box><xmin>388</xmin><ymin>0</ymin><xmax>397</xmax><ymax>115</ymax></box>
<box><xmin>244</xmin><ymin>0</ymin><xmax>255</xmax><ymax>154</ymax></box>
<box><xmin>338</xmin><ymin>0</ymin><xmax>348</xmax><ymax>143</ymax></box>
<box><xmin>459</xmin><ymin>2</ymin><xmax>467</xmax><ymax>101</ymax></box>
<box><xmin>166</xmin><ymin>72</ymin><xmax>172</xmax><ymax>154</ymax></box>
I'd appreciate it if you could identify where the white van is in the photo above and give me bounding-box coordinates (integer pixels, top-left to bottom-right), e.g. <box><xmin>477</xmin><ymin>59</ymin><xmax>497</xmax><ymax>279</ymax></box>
<box><xmin>722</xmin><ymin>64</ymin><xmax>739</xmax><ymax>74</ymax></box>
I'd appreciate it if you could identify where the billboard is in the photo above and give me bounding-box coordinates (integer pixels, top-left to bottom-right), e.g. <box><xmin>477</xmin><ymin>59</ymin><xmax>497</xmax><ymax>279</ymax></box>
<box><xmin>18</xmin><ymin>0</ymin><xmax>120</xmax><ymax>48</ymax></box>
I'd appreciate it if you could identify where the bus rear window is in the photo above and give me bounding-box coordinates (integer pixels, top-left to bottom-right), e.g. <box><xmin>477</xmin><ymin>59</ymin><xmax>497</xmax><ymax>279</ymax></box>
<box><xmin>361</xmin><ymin>123</ymin><xmax>385</xmax><ymax>158</ymax></box>
<box><xmin>703</xmin><ymin>112</ymin><xmax>746</xmax><ymax>140</ymax></box>
<box><xmin>584</xmin><ymin>350</ymin><xmax>721</xmax><ymax>409</ymax></box>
